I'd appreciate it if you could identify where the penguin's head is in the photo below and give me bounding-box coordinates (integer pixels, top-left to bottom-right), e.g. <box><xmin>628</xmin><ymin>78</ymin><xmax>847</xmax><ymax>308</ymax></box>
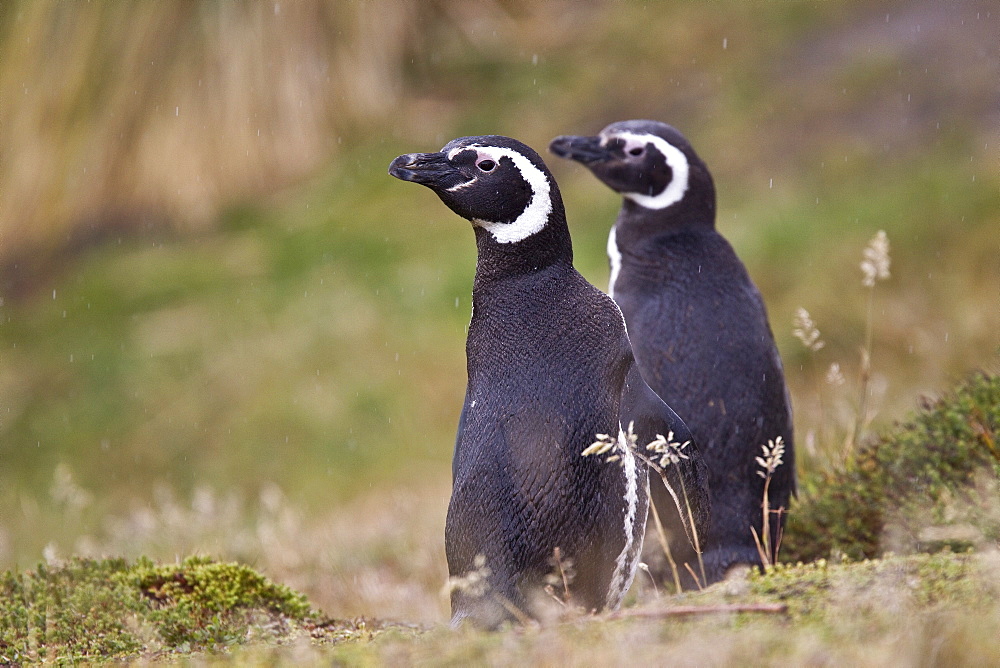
<box><xmin>549</xmin><ymin>120</ymin><xmax>713</xmax><ymax>214</ymax></box>
<box><xmin>389</xmin><ymin>135</ymin><xmax>559</xmax><ymax>244</ymax></box>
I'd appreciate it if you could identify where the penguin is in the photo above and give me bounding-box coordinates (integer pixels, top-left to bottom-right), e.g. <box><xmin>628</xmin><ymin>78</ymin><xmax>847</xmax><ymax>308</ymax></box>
<box><xmin>550</xmin><ymin>120</ymin><xmax>795</xmax><ymax>584</ymax></box>
<box><xmin>389</xmin><ymin>135</ymin><xmax>709</xmax><ymax>627</ymax></box>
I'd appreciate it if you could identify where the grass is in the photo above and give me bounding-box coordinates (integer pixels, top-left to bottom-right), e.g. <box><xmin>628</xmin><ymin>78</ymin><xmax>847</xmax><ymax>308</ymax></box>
<box><xmin>3</xmin><ymin>550</ymin><xmax>999</xmax><ymax>664</ymax></box>
<box><xmin>1</xmin><ymin>0</ymin><xmax>999</xmax><ymax>662</ymax></box>
<box><xmin>2</xmin><ymin>369</ymin><xmax>996</xmax><ymax>663</ymax></box>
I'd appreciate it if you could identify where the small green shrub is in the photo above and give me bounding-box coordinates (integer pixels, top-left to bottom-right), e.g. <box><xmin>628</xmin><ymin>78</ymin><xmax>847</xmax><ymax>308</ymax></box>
<box><xmin>784</xmin><ymin>371</ymin><xmax>1000</xmax><ymax>563</ymax></box>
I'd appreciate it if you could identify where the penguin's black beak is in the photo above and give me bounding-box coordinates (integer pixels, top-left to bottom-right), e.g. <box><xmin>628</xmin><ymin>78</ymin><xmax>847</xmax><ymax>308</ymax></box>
<box><xmin>549</xmin><ymin>135</ymin><xmax>608</xmax><ymax>165</ymax></box>
<box><xmin>388</xmin><ymin>152</ymin><xmax>454</xmax><ymax>187</ymax></box>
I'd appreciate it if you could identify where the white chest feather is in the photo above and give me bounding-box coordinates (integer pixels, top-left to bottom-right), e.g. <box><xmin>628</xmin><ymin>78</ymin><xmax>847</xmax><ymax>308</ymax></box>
<box><xmin>607</xmin><ymin>225</ymin><xmax>622</xmax><ymax>299</ymax></box>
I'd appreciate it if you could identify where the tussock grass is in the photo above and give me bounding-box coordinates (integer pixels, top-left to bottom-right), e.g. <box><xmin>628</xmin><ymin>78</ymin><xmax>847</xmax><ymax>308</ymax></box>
<box><xmin>0</xmin><ymin>1</ymin><xmax>424</xmax><ymax>261</ymax></box>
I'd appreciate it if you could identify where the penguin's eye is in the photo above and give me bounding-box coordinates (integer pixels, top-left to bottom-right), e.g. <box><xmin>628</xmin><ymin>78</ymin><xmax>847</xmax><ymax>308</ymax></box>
<box><xmin>629</xmin><ymin>147</ymin><xmax>645</xmax><ymax>157</ymax></box>
<box><xmin>477</xmin><ymin>159</ymin><xmax>496</xmax><ymax>172</ymax></box>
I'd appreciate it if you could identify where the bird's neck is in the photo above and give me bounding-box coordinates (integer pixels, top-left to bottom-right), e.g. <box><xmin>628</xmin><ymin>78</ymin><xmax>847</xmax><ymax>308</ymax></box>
<box><xmin>616</xmin><ymin>198</ymin><xmax>716</xmax><ymax>239</ymax></box>
<box><xmin>472</xmin><ymin>209</ymin><xmax>574</xmax><ymax>286</ymax></box>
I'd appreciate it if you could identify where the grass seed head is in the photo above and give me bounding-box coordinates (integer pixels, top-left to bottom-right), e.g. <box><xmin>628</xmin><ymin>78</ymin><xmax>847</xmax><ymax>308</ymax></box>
<box><xmin>646</xmin><ymin>431</ymin><xmax>692</xmax><ymax>468</ymax></box>
<box><xmin>442</xmin><ymin>553</ymin><xmax>491</xmax><ymax>599</ymax></box>
<box><xmin>756</xmin><ymin>436</ymin><xmax>786</xmax><ymax>479</ymax></box>
<box><xmin>861</xmin><ymin>229</ymin><xmax>891</xmax><ymax>287</ymax></box>
<box><xmin>793</xmin><ymin>307</ymin><xmax>825</xmax><ymax>352</ymax></box>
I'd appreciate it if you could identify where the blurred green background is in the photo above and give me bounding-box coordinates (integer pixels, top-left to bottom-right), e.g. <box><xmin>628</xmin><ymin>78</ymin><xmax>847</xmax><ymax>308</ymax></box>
<box><xmin>1</xmin><ymin>0</ymin><xmax>997</xmax><ymax>622</ymax></box>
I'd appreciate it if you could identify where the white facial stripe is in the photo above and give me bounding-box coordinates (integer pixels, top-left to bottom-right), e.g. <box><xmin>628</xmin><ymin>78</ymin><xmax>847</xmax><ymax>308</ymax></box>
<box><xmin>607</xmin><ymin>225</ymin><xmax>622</xmax><ymax>299</ymax></box>
<box><xmin>607</xmin><ymin>423</ymin><xmax>641</xmax><ymax>609</ymax></box>
<box><xmin>605</xmin><ymin>131</ymin><xmax>690</xmax><ymax>210</ymax></box>
<box><xmin>449</xmin><ymin>144</ymin><xmax>553</xmax><ymax>244</ymax></box>
<box><xmin>446</xmin><ymin>177</ymin><xmax>478</xmax><ymax>192</ymax></box>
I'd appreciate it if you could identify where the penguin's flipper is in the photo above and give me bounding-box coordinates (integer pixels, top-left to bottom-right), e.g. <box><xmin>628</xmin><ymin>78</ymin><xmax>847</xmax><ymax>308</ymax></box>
<box><xmin>621</xmin><ymin>363</ymin><xmax>712</xmax><ymax>550</ymax></box>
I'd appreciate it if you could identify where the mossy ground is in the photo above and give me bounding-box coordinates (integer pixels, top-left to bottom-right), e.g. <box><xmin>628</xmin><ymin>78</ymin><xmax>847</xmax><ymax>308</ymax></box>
<box><xmin>1</xmin><ymin>373</ymin><xmax>998</xmax><ymax>664</ymax></box>
<box><xmin>0</xmin><ymin>556</ymin><xmax>373</xmax><ymax>664</ymax></box>
<box><xmin>5</xmin><ymin>551</ymin><xmax>997</xmax><ymax>665</ymax></box>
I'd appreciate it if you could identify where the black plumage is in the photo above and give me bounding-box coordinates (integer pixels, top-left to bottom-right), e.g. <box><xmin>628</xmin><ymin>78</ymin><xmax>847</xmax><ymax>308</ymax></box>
<box><xmin>551</xmin><ymin>120</ymin><xmax>795</xmax><ymax>584</ymax></box>
<box><xmin>389</xmin><ymin>135</ymin><xmax>709</xmax><ymax>626</ymax></box>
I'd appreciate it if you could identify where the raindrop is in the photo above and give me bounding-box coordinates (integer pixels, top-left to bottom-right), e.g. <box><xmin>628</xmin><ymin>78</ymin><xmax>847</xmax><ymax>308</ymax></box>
<box><xmin>532</xmin><ymin>53</ymin><xmax>538</xmax><ymax>65</ymax></box>
<box><xmin>455</xmin><ymin>297</ymin><xmax>460</xmax><ymax>308</ymax></box>
<box><xmin>175</xmin><ymin>106</ymin><xmax>179</xmax><ymax>116</ymax></box>
<box><xmin>769</xmin><ymin>178</ymin><xmax>773</xmax><ymax>189</ymax></box>
<box><xmin>722</xmin><ymin>37</ymin><xmax>728</xmax><ymax>50</ymax></box>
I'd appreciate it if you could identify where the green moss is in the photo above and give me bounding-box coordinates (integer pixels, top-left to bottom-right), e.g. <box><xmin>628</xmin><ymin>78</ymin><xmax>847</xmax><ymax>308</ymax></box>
<box><xmin>0</xmin><ymin>556</ymin><xmax>359</xmax><ymax>663</ymax></box>
<box><xmin>750</xmin><ymin>552</ymin><xmax>988</xmax><ymax>620</ymax></box>
<box><xmin>784</xmin><ymin>372</ymin><xmax>1000</xmax><ymax>563</ymax></box>
<box><xmin>0</xmin><ymin>558</ymin><xmax>144</xmax><ymax>663</ymax></box>
<box><xmin>125</xmin><ymin>556</ymin><xmax>313</xmax><ymax>648</ymax></box>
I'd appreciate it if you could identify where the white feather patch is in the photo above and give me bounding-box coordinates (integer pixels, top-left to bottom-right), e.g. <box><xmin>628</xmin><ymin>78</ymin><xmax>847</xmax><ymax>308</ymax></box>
<box><xmin>604</xmin><ymin>131</ymin><xmax>690</xmax><ymax>210</ymax></box>
<box><xmin>446</xmin><ymin>177</ymin><xmax>478</xmax><ymax>192</ymax></box>
<box><xmin>448</xmin><ymin>144</ymin><xmax>553</xmax><ymax>244</ymax></box>
<box><xmin>607</xmin><ymin>225</ymin><xmax>622</xmax><ymax>299</ymax></box>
